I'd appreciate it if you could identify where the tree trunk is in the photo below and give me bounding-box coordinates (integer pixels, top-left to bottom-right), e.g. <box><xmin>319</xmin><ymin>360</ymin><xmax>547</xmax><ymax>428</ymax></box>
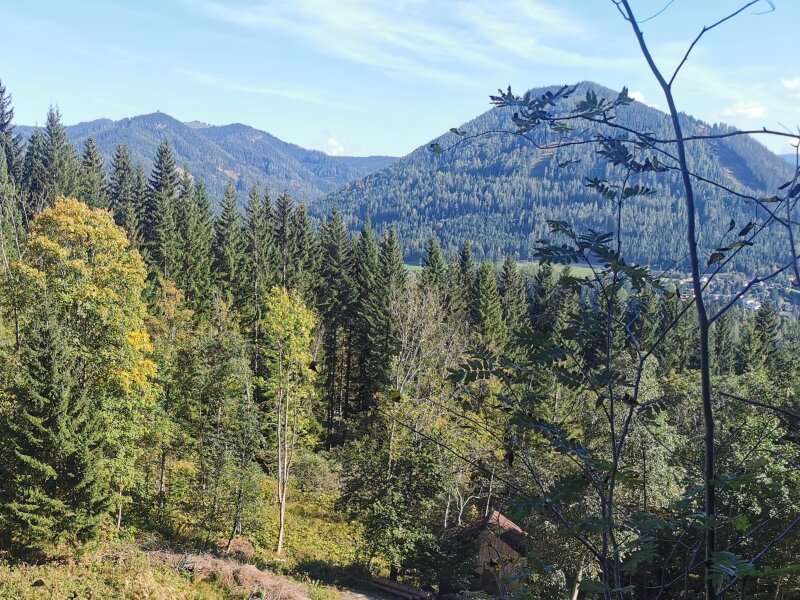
<box><xmin>619</xmin><ymin>7</ymin><xmax>717</xmax><ymax>596</ymax></box>
<box><xmin>484</xmin><ymin>464</ymin><xmax>495</xmax><ymax>517</ymax></box>
<box><xmin>276</xmin><ymin>487</ymin><xmax>287</xmax><ymax>554</ymax></box>
<box><xmin>570</xmin><ymin>563</ymin><xmax>584</xmax><ymax>600</ymax></box>
<box><xmin>157</xmin><ymin>447</ymin><xmax>167</xmax><ymax>517</ymax></box>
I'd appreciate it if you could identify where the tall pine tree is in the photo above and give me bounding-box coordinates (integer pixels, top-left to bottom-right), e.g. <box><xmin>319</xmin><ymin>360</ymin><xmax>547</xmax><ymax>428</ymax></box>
<box><xmin>78</xmin><ymin>137</ymin><xmax>108</xmax><ymax>209</ymax></box>
<box><xmin>474</xmin><ymin>261</ymin><xmax>506</xmax><ymax>351</ymax></box>
<box><xmin>21</xmin><ymin>129</ymin><xmax>48</xmax><ymax>218</ymax></box>
<box><xmin>352</xmin><ymin>221</ymin><xmax>382</xmax><ymax>413</ymax></box>
<box><xmin>0</xmin><ymin>314</ymin><xmax>108</xmax><ymax>556</ymax></box>
<box><xmin>273</xmin><ymin>193</ymin><xmax>295</xmax><ymax>289</ymax></box>
<box><xmin>109</xmin><ymin>145</ymin><xmax>138</xmax><ymax>241</ymax></box>
<box><xmin>42</xmin><ymin>107</ymin><xmax>79</xmax><ymax>205</ymax></box>
<box><xmin>499</xmin><ymin>256</ymin><xmax>528</xmax><ymax>338</ymax></box>
<box><xmin>215</xmin><ymin>182</ymin><xmax>246</xmax><ymax>304</ymax></box>
<box><xmin>181</xmin><ymin>181</ymin><xmax>215</xmax><ymax>311</ymax></box>
<box><xmin>0</xmin><ymin>79</ymin><xmax>22</xmax><ymax>185</ymax></box>
<box><xmin>421</xmin><ymin>236</ymin><xmax>447</xmax><ymax>293</ymax></box>
<box><xmin>148</xmin><ymin>141</ymin><xmax>182</xmax><ymax>277</ymax></box>
<box><xmin>319</xmin><ymin>211</ymin><xmax>355</xmax><ymax>445</ymax></box>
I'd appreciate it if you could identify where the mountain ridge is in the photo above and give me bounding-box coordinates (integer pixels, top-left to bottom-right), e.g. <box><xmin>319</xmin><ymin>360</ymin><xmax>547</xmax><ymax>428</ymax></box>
<box><xmin>17</xmin><ymin>113</ymin><xmax>397</xmax><ymax>203</ymax></box>
<box><xmin>317</xmin><ymin>81</ymin><xmax>793</xmax><ymax>273</ymax></box>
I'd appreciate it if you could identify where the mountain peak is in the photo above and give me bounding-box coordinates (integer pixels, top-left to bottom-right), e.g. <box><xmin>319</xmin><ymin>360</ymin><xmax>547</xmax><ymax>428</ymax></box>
<box><xmin>17</xmin><ymin>112</ymin><xmax>397</xmax><ymax>203</ymax></box>
<box><xmin>317</xmin><ymin>81</ymin><xmax>791</xmax><ymax>273</ymax></box>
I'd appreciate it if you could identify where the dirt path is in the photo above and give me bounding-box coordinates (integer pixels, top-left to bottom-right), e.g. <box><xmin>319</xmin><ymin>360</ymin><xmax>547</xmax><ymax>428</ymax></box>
<box><xmin>148</xmin><ymin>549</ymin><xmax>311</xmax><ymax>599</ymax></box>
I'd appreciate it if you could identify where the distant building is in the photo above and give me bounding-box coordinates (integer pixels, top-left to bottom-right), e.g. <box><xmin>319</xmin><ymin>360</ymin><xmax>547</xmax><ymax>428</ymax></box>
<box><xmin>439</xmin><ymin>511</ymin><xmax>529</xmax><ymax>596</ymax></box>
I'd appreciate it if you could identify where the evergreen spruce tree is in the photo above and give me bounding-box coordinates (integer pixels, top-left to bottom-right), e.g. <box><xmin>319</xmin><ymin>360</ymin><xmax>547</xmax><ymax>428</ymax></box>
<box><xmin>146</xmin><ymin>140</ymin><xmax>180</xmax><ymax>251</ymax></box>
<box><xmin>754</xmin><ymin>302</ymin><xmax>780</xmax><ymax>364</ymax></box>
<box><xmin>712</xmin><ymin>312</ymin><xmax>736</xmax><ymax>376</ymax></box>
<box><xmin>154</xmin><ymin>189</ymin><xmax>182</xmax><ymax>281</ymax></box>
<box><xmin>735</xmin><ymin>318</ymin><xmax>762</xmax><ymax>374</ymax></box>
<box><xmin>109</xmin><ymin>145</ymin><xmax>137</xmax><ymax>239</ymax></box>
<box><xmin>499</xmin><ymin>256</ymin><xmax>528</xmax><ymax>338</ymax></box>
<box><xmin>131</xmin><ymin>165</ymin><xmax>149</xmax><ymax>251</ymax></box>
<box><xmin>474</xmin><ymin>261</ymin><xmax>506</xmax><ymax>351</ymax></box>
<box><xmin>369</xmin><ymin>229</ymin><xmax>407</xmax><ymax>386</ymax></box>
<box><xmin>448</xmin><ymin>241</ymin><xmax>476</xmax><ymax>319</ymax></box>
<box><xmin>421</xmin><ymin>236</ymin><xmax>447</xmax><ymax>293</ymax></box>
<box><xmin>0</xmin><ymin>79</ymin><xmax>22</xmax><ymax>185</ymax></box>
<box><xmin>273</xmin><ymin>193</ymin><xmax>295</xmax><ymax>289</ymax></box>
<box><xmin>147</xmin><ymin>141</ymin><xmax>182</xmax><ymax>277</ymax></box>
<box><xmin>215</xmin><ymin>182</ymin><xmax>246</xmax><ymax>304</ymax></box>
<box><xmin>0</xmin><ymin>309</ymin><xmax>109</xmax><ymax>556</ymax></box>
<box><xmin>21</xmin><ymin>129</ymin><xmax>48</xmax><ymax>218</ymax></box>
<box><xmin>380</xmin><ymin>228</ymin><xmax>407</xmax><ymax>295</ymax></box>
<box><xmin>42</xmin><ymin>107</ymin><xmax>79</xmax><ymax>204</ymax></box>
<box><xmin>352</xmin><ymin>221</ymin><xmax>381</xmax><ymax>413</ymax></box>
<box><xmin>290</xmin><ymin>203</ymin><xmax>318</xmax><ymax>299</ymax></box>
<box><xmin>319</xmin><ymin>211</ymin><xmax>355</xmax><ymax>445</ymax></box>
<box><xmin>0</xmin><ymin>148</ymin><xmax>22</xmax><ymax>271</ymax></box>
<box><xmin>181</xmin><ymin>181</ymin><xmax>215</xmax><ymax>311</ymax></box>
<box><xmin>240</xmin><ymin>185</ymin><xmax>275</xmax><ymax>404</ymax></box>
<box><xmin>172</xmin><ymin>172</ymin><xmax>195</xmax><ymax>290</ymax></box>
<box><xmin>78</xmin><ymin>137</ymin><xmax>108</xmax><ymax>209</ymax></box>
<box><xmin>656</xmin><ymin>293</ymin><xmax>697</xmax><ymax>373</ymax></box>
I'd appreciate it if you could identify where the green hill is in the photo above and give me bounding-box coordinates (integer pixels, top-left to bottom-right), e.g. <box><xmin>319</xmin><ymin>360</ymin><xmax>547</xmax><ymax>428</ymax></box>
<box><xmin>317</xmin><ymin>82</ymin><xmax>793</xmax><ymax>272</ymax></box>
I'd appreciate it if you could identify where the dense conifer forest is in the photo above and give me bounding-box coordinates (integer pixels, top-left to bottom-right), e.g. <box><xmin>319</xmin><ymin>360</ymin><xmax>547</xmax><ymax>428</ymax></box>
<box><xmin>1</xmin><ymin>5</ymin><xmax>800</xmax><ymax>595</ymax></box>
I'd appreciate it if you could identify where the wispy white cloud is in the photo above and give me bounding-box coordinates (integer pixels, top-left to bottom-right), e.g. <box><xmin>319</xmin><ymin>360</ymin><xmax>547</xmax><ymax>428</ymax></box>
<box><xmin>175</xmin><ymin>67</ymin><xmax>324</xmax><ymax>104</ymax></box>
<box><xmin>782</xmin><ymin>77</ymin><xmax>800</xmax><ymax>96</ymax></box>
<box><xmin>720</xmin><ymin>101</ymin><xmax>767</xmax><ymax>120</ymax></box>
<box><xmin>325</xmin><ymin>136</ymin><xmax>346</xmax><ymax>156</ymax></box>
<box><xmin>192</xmin><ymin>0</ymin><xmax>631</xmax><ymax>84</ymax></box>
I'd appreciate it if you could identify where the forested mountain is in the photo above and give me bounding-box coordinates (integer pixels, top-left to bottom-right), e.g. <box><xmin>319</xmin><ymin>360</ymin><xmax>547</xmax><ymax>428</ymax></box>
<box><xmin>319</xmin><ymin>82</ymin><xmax>792</xmax><ymax>271</ymax></box>
<box><xmin>18</xmin><ymin>113</ymin><xmax>395</xmax><ymax>202</ymax></box>
<box><xmin>783</xmin><ymin>153</ymin><xmax>797</xmax><ymax>164</ymax></box>
<box><xmin>3</xmin><ymin>44</ymin><xmax>800</xmax><ymax>597</ymax></box>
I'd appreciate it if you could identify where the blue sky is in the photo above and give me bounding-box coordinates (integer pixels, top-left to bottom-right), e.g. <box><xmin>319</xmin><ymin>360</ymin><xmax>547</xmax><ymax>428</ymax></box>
<box><xmin>2</xmin><ymin>0</ymin><xmax>798</xmax><ymax>156</ymax></box>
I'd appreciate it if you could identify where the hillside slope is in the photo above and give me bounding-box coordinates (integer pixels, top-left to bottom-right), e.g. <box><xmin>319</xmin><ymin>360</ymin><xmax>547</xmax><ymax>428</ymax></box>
<box><xmin>318</xmin><ymin>82</ymin><xmax>793</xmax><ymax>272</ymax></box>
<box><xmin>18</xmin><ymin>114</ymin><xmax>395</xmax><ymax>203</ymax></box>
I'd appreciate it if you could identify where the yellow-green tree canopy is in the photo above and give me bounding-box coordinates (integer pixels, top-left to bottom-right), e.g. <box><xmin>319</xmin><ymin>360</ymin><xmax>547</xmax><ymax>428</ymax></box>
<box><xmin>11</xmin><ymin>196</ymin><xmax>155</xmax><ymax>395</ymax></box>
<box><xmin>0</xmin><ymin>198</ymin><xmax>157</xmax><ymax>551</ymax></box>
<box><xmin>260</xmin><ymin>285</ymin><xmax>317</xmax><ymax>553</ymax></box>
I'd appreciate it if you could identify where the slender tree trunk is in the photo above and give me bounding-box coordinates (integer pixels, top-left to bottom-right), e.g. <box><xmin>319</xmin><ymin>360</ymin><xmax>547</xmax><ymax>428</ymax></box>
<box><xmin>157</xmin><ymin>447</ymin><xmax>168</xmax><ymax>518</ymax></box>
<box><xmin>620</xmin><ymin>5</ymin><xmax>716</xmax><ymax>596</ymax></box>
<box><xmin>226</xmin><ymin>482</ymin><xmax>244</xmax><ymax>553</ymax></box>
<box><xmin>484</xmin><ymin>464</ymin><xmax>495</xmax><ymax>517</ymax></box>
<box><xmin>277</xmin><ymin>485</ymin><xmax>287</xmax><ymax>554</ymax></box>
<box><xmin>571</xmin><ymin>563</ymin><xmax>584</xmax><ymax>600</ymax></box>
<box><xmin>387</xmin><ymin>419</ymin><xmax>396</xmax><ymax>476</ymax></box>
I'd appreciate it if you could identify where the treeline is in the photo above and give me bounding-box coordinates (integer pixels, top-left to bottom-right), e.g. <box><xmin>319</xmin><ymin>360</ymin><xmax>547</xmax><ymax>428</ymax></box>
<box><xmin>2</xmin><ymin>81</ymin><xmax>800</xmax><ymax>597</ymax></box>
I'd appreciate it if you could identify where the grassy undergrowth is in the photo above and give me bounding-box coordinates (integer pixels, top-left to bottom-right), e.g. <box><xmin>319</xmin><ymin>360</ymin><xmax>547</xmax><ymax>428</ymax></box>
<box><xmin>252</xmin><ymin>485</ymin><xmax>370</xmax><ymax>587</ymax></box>
<box><xmin>0</xmin><ymin>542</ymin><xmax>232</xmax><ymax>600</ymax></box>
<box><xmin>0</xmin><ymin>483</ymin><xmax>367</xmax><ymax>599</ymax></box>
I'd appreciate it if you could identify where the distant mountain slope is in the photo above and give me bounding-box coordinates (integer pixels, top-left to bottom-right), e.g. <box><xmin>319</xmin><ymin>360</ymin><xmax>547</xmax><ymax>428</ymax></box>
<box><xmin>318</xmin><ymin>82</ymin><xmax>793</xmax><ymax>272</ymax></box>
<box><xmin>18</xmin><ymin>114</ymin><xmax>395</xmax><ymax>203</ymax></box>
<box><xmin>782</xmin><ymin>154</ymin><xmax>797</xmax><ymax>164</ymax></box>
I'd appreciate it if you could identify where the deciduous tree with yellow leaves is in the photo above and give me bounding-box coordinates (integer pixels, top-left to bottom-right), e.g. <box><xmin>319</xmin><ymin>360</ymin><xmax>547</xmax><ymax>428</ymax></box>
<box><xmin>0</xmin><ymin>197</ymin><xmax>156</xmax><ymax>556</ymax></box>
<box><xmin>259</xmin><ymin>286</ymin><xmax>317</xmax><ymax>554</ymax></box>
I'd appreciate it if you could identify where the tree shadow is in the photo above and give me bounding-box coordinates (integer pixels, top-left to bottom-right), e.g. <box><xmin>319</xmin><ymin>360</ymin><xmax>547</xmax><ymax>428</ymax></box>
<box><xmin>292</xmin><ymin>558</ymin><xmax>374</xmax><ymax>590</ymax></box>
